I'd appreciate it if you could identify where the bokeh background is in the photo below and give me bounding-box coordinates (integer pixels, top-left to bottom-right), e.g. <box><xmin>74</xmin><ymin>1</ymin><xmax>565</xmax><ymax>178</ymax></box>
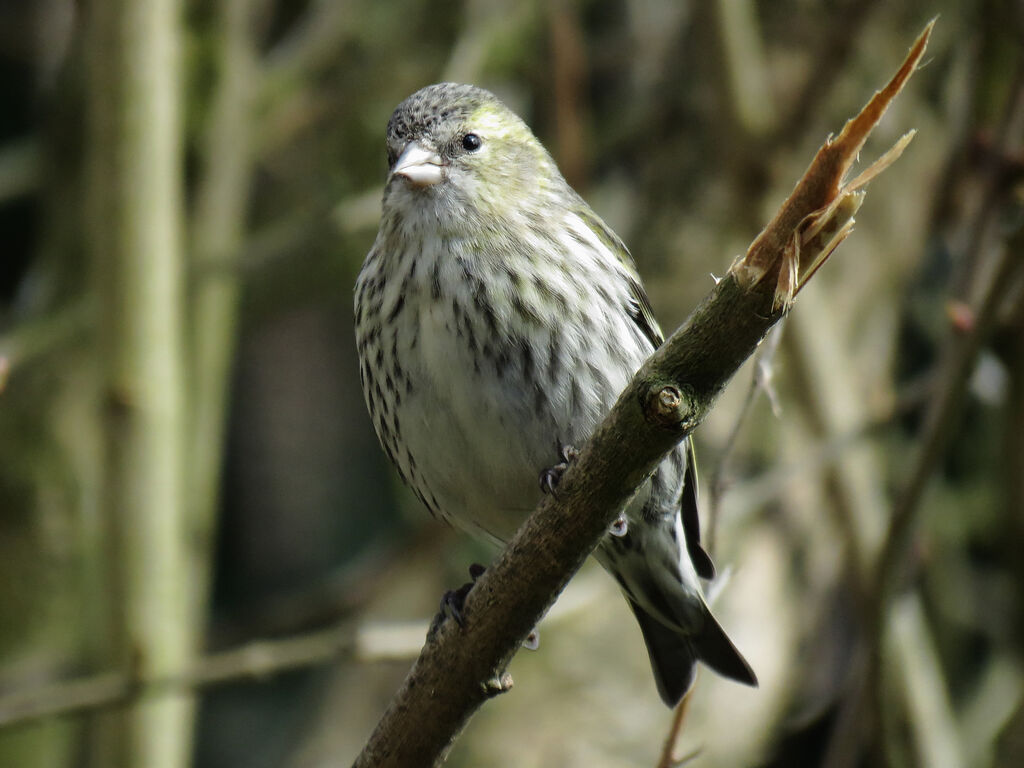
<box><xmin>0</xmin><ymin>1</ymin><xmax>1022</xmax><ymax>766</ymax></box>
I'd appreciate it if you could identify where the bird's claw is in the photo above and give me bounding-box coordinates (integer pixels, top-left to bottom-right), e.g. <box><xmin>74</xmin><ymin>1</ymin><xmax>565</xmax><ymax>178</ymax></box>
<box><xmin>539</xmin><ymin>444</ymin><xmax>579</xmax><ymax>496</ymax></box>
<box><xmin>539</xmin><ymin>467</ymin><xmax>563</xmax><ymax>496</ymax></box>
<box><xmin>432</xmin><ymin>563</ymin><xmax>487</xmax><ymax>632</ymax></box>
<box><xmin>438</xmin><ymin>582</ymin><xmax>473</xmax><ymax>627</ymax></box>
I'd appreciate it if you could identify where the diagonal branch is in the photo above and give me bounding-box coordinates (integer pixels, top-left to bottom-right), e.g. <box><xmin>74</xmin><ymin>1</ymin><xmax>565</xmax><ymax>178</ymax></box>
<box><xmin>353</xmin><ymin>22</ymin><xmax>933</xmax><ymax>768</ymax></box>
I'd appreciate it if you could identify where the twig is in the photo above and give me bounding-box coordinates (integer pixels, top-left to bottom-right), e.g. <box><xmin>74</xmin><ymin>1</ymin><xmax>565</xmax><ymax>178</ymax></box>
<box><xmin>0</xmin><ymin>621</ymin><xmax>422</xmax><ymax>731</ymax></box>
<box><xmin>706</xmin><ymin>319</ymin><xmax>784</xmax><ymax>554</ymax></box>
<box><xmin>655</xmin><ymin>687</ymin><xmax>696</xmax><ymax>768</ymax></box>
<box><xmin>352</xmin><ymin>24</ymin><xmax>930</xmax><ymax>768</ymax></box>
<box><xmin>667</xmin><ymin>748</ymin><xmax>703</xmax><ymax>768</ymax></box>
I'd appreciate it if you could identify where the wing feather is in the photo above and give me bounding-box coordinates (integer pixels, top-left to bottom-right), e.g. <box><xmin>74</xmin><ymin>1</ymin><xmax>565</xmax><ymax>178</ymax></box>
<box><xmin>576</xmin><ymin>203</ymin><xmax>715</xmax><ymax>579</ymax></box>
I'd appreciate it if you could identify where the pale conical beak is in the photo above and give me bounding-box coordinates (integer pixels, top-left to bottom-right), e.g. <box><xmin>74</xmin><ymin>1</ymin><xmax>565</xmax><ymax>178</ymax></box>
<box><xmin>391</xmin><ymin>141</ymin><xmax>444</xmax><ymax>187</ymax></box>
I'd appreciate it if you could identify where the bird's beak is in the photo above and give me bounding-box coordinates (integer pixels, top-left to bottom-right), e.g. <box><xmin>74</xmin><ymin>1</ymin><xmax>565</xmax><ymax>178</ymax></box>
<box><xmin>391</xmin><ymin>141</ymin><xmax>444</xmax><ymax>187</ymax></box>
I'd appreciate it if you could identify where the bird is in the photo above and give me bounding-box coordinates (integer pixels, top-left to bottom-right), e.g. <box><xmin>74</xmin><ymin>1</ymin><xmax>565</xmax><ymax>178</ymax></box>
<box><xmin>354</xmin><ymin>82</ymin><xmax>756</xmax><ymax>706</ymax></box>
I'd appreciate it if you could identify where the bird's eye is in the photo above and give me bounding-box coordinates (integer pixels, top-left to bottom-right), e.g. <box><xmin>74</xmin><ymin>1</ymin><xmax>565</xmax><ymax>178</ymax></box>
<box><xmin>461</xmin><ymin>133</ymin><xmax>482</xmax><ymax>152</ymax></box>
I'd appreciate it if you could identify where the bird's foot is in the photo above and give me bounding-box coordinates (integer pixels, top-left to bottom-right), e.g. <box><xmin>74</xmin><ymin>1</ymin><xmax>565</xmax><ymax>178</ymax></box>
<box><xmin>539</xmin><ymin>444</ymin><xmax>579</xmax><ymax>496</ymax></box>
<box><xmin>430</xmin><ymin>562</ymin><xmax>486</xmax><ymax>636</ymax></box>
<box><xmin>427</xmin><ymin>563</ymin><xmax>541</xmax><ymax>652</ymax></box>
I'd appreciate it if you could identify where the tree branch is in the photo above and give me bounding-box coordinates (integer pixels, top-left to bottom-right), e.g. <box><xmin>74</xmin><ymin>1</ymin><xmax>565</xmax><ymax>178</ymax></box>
<box><xmin>353</xmin><ymin>22</ymin><xmax>932</xmax><ymax>768</ymax></box>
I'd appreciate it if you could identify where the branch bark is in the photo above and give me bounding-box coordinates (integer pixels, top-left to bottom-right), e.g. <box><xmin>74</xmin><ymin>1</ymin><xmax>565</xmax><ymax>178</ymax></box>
<box><xmin>353</xmin><ymin>22</ymin><xmax>933</xmax><ymax>768</ymax></box>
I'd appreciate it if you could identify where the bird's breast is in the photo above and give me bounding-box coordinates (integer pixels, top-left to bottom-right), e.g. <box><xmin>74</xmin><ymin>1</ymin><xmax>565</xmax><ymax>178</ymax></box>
<box><xmin>368</xmin><ymin>225</ymin><xmax>652</xmax><ymax>541</ymax></box>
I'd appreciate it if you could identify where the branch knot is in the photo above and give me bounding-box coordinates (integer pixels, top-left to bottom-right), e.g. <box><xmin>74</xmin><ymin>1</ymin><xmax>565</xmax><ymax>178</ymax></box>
<box><xmin>644</xmin><ymin>383</ymin><xmax>687</xmax><ymax>430</ymax></box>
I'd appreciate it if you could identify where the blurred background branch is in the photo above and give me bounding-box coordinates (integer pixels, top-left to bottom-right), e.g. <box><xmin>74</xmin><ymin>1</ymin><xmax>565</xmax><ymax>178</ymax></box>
<box><xmin>186</xmin><ymin>0</ymin><xmax>260</xmax><ymax>648</ymax></box>
<box><xmin>85</xmin><ymin>1</ymin><xmax>192</xmax><ymax>767</ymax></box>
<box><xmin>0</xmin><ymin>619</ymin><xmax>427</xmax><ymax>731</ymax></box>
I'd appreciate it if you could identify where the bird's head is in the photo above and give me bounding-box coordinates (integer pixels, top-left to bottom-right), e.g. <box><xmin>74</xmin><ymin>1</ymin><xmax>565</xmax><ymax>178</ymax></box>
<box><xmin>381</xmin><ymin>83</ymin><xmax>563</xmax><ymax>231</ymax></box>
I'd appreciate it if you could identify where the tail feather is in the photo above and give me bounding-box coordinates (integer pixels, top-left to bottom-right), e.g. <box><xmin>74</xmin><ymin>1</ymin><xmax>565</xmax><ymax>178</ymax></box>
<box><xmin>692</xmin><ymin>605</ymin><xmax>758</xmax><ymax>687</ymax></box>
<box><xmin>629</xmin><ymin>602</ymin><xmax>697</xmax><ymax>705</ymax></box>
<box><xmin>629</xmin><ymin>600</ymin><xmax>757</xmax><ymax>707</ymax></box>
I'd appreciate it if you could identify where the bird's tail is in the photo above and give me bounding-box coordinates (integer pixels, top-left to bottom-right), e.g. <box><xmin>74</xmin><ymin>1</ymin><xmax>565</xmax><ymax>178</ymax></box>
<box><xmin>627</xmin><ymin>599</ymin><xmax>758</xmax><ymax>706</ymax></box>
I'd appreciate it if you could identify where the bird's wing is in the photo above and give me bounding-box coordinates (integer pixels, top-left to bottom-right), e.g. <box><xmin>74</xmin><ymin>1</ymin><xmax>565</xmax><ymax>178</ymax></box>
<box><xmin>575</xmin><ymin>205</ymin><xmax>664</xmax><ymax>350</ymax></box>
<box><xmin>681</xmin><ymin>436</ymin><xmax>715</xmax><ymax>579</ymax></box>
<box><xmin>577</xmin><ymin>204</ymin><xmax>716</xmax><ymax>579</ymax></box>
<box><xmin>626</xmin><ymin>276</ymin><xmax>665</xmax><ymax>351</ymax></box>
